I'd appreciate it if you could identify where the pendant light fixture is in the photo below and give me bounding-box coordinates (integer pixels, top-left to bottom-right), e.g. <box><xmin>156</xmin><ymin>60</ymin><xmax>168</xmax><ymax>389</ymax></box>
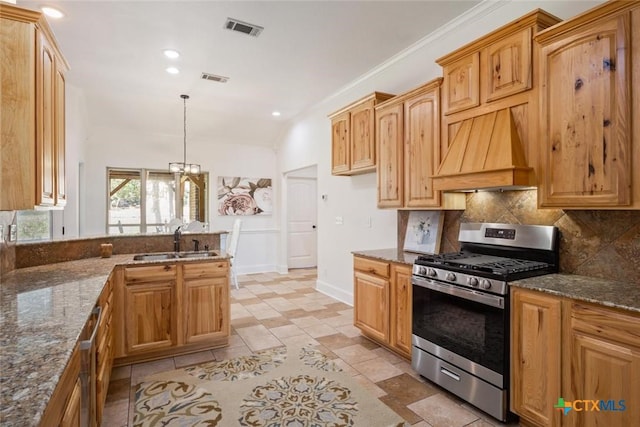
<box><xmin>169</xmin><ymin>94</ymin><xmax>201</xmax><ymax>174</ymax></box>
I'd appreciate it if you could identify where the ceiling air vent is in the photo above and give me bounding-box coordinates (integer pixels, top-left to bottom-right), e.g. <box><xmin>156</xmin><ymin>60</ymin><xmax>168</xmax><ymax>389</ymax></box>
<box><xmin>201</xmin><ymin>73</ymin><xmax>229</xmax><ymax>83</ymax></box>
<box><xmin>224</xmin><ymin>18</ymin><xmax>264</xmax><ymax>37</ymax></box>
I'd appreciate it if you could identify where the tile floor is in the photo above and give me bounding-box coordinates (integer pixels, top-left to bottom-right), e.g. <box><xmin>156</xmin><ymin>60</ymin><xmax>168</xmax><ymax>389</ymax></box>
<box><xmin>102</xmin><ymin>268</ymin><xmax>518</xmax><ymax>427</ymax></box>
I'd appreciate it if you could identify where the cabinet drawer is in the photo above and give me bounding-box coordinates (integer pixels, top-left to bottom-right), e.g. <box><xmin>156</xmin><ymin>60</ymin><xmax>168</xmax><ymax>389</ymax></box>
<box><xmin>354</xmin><ymin>257</ymin><xmax>390</xmax><ymax>278</ymax></box>
<box><xmin>124</xmin><ymin>264</ymin><xmax>176</xmax><ymax>283</ymax></box>
<box><xmin>183</xmin><ymin>261</ymin><xmax>228</xmax><ymax>280</ymax></box>
<box><xmin>572</xmin><ymin>302</ymin><xmax>640</xmax><ymax>348</ymax></box>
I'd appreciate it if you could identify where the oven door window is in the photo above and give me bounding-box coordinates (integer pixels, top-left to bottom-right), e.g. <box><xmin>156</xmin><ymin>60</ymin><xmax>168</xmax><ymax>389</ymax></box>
<box><xmin>413</xmin><ymin>282</ymin><xmax>506</xmax><ymax>375</ymax></box>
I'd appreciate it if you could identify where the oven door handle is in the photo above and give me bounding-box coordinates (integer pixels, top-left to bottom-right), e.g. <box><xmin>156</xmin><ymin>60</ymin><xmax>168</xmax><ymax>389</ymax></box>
<box><xmin>412</xmin><ymin>276</ymin><xmax>504</xmax><ymax>309</ymax></box>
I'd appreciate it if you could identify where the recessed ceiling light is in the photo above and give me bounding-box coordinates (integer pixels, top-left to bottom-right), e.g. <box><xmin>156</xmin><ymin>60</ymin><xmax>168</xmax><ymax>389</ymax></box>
<box><xmin>41</xmin><ymin>6</ymin><xmax>64</xmax><ymax>19</ymax></box>
<box><xmin>272</xmin><ymin>111</ymin><xmax>281</xmax><ymax>117</ymax></box>
<box><xmin>166</xmin><ymin>67</ymin><xmax>180</xmax><ymax>75</ymax></box>
<box><xmin>163</xmin><ymin>49</ymin><xmax>180</xmax><ymax>59</ymax></box>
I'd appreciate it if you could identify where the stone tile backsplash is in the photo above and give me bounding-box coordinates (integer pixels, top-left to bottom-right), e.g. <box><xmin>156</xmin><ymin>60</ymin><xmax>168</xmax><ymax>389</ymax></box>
<box><xmin>400</xmin><ymin>190</ymin><xmax>640</xmax><ymax>284</ymax></box>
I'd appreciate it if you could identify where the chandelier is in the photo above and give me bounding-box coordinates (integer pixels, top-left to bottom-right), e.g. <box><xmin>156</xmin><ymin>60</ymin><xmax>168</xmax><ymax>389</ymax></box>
<box><xmin>169</xmin><ymin>94</ymin><xmax>201</xmax><ymax>174</ymax></box>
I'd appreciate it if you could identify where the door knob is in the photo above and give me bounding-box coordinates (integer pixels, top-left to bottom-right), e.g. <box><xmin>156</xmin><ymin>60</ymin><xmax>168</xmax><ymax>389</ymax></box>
<box><xmin>312</xmin><ymin>225</ymin><xmax>317</xmax><ymax>229</ymax></box>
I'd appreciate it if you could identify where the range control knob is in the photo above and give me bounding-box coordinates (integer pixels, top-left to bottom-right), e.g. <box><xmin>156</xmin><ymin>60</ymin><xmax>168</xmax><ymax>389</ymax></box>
<box><xmin>467</xmin><ymin>277</ymin><xmax>479</xmax><ymax>287</ymax></box>
<box><xmin>427</xmin><ymin>268</ymin><xmax>437</xmax><ymax>277</ymax></box>
<box><xmin>480</xmin><ymin>279</ymin><xmax>492</xmax><ymax>290</ymax></box>
<box><xmin>446</xmin><ymin>272</ymin><xmax>457</xmax><ymax>282</ymax></box>
<box><xmin>418</xmin><ymin>266</ymin><xmax>427</xmax><ymax>275</ymax></box>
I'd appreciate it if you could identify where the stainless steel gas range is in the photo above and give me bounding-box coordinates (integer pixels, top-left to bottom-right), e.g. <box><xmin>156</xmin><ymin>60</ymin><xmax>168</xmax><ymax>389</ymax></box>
<box><xmin>411</xmin><ymin>222</ymin><xmax>559</xmax><ymax>422</ymax></box>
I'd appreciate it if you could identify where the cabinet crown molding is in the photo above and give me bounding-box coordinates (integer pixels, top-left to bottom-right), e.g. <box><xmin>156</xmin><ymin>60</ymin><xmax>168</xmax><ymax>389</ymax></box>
<box><xmin>436</xmin><ymin>9</ymin><xmax>560</xmax><ymax>66</ymax></box>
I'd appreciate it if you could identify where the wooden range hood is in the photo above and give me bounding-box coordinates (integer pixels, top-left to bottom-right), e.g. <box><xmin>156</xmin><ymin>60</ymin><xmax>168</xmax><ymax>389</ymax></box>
<box><xmin>432</xmin><ymin>108</ymin><xmax>534</xmax><ymax>191</ymax></box>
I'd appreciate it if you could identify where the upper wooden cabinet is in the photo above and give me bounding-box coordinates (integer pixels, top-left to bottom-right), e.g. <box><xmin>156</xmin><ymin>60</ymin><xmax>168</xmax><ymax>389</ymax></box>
<box><xmin>486</xmin><ymin>28</ymin><xmax>532</xmax><ymax>102</ymax></box>
<box><xmin>535</xmin><ymin>1</ymin><xmax>640</xmax><ymax>209</ymax></box>
<box><xmin>376</xmin><ymin>79</ymin><xmax>465</xmax><ymax>209</ymax></box>
<box><xmin>0</xmin><ymin>4</ymin><xmax>69</xmax><ymax>210</ymax></box>
<box><xmin>329</xmin><ymin>92</ymin><xmax>394</xmax><ymax>176</ymax></box>
<box><xmin>441</xmin><ymin>52</ymin><xmax>480</xmax><ymax>115</ymax></box>
<box><xmin>434</xmin><ymin>10</ymin><xmax>560</xmax><ymax>191</ymax></box>
<box><xmin>437</xmin><ymin>10</ymin><xmax>559</xmax><ymax>116</ymax></box>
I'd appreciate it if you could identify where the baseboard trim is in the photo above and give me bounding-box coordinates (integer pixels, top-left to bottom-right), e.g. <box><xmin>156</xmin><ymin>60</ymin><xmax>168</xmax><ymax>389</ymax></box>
<box><xmin>236</xmin><ymin>264</ymin><xmax>277</xmax><ymax>275</ymax></box>
<box><xmin>315</xmin><ymin>279</ymin><xmax>353</xmax><ymax>306</ymax></box>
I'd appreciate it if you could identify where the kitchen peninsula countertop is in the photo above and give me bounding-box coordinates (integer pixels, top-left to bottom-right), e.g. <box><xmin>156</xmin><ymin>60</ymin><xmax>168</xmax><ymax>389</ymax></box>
<box><xmin>511</xmin><ymin>274</ymin><xmax>640</xmax><ymax>313</ymax></box>
<box><xmin>0</xmin><ymin>252</ymin><xmax>229</xmax><ymax>426</ymax></box>
<box><xmin>352</xmin><ymin>248</ymin><xmax>421</xmax><ymax>266</ymax></box>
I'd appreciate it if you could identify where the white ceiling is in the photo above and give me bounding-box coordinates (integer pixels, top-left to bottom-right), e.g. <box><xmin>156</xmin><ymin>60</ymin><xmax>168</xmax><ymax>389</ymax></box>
<box><xmin>18</xmin><ymin>0</ymin><xmax>481</xmax><ymax>147</ymax></box>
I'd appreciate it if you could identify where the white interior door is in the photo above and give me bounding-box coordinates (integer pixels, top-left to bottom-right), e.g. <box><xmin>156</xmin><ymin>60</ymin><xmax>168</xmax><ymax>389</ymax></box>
<box><xmin>287</xmin><ymin>177</ymin><xmax>317</xmax><ymax>268</ymax></box>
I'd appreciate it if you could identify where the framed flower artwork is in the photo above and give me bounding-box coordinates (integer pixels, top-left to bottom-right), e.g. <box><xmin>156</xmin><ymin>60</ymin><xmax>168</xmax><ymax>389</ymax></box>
<box><xmin>403</xmin><ymin>211</ymin><xmax>443</xmax><ymax>254</ymax></box>
<box><xmin>217</xmin><ymin>177</ymin><xmax>272</xmax><ymax>215</ymax></box>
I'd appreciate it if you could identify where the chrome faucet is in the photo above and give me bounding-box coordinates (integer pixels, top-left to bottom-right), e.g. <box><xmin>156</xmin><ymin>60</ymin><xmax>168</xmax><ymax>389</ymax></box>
<box><xmin>173</xmin><ymin>226</ymin><xmax>182</xmax><ymax>252</ymax></box>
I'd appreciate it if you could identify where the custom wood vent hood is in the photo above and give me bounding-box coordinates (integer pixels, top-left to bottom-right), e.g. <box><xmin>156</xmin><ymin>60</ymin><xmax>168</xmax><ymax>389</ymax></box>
<box><xmin>432</xmin><ymin>108</ymin><xmax>534</xmax><ymax>191</ymax></box>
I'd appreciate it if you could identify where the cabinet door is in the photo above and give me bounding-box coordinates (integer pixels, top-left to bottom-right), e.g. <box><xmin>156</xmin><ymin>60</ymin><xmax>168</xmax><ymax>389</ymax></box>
<box><xmin>538</xmin><ymin>15</ymin><xmax>631</xmax><ymax>207</ymax></box>
<box><xmin>354</xmin><ymin>271</ymin><xmax>389</xmax><ymax>343</ymax></box>
<box><xmin>124</xmin><ymin>281</ymin><xmax>176</xmax><ymax>353</ymax></box>
<box><xmin>442</xmin><ymin>52</ymin><xmax>480</xmax><ymax>115</ymax></box>
<box><xmin>390</xmin><ymin>265</ymin><xmax>412</xmax><ymax>358</ymax></box>
<box><xmin>36</xmin><ymin>31</ymin><xmax>56</xmax><ymax>207</ymax></box>
<box><xmin>567</xmin><ymin>303</ymin><xmax>640</xmax><ymax>427</ymax></box>
<box><xmin>350</xmin><ymin>99</ymin><xmax>376</xmax><ymax>172</ymax></box>
<box><xmin>376</xmin><ymin>101</ymin><xmax>403</xmax><ymax>208</ymax></box>
<box><xmin>331</xmin><ymin>111</ymin><xmax>350</xmax><ymax>175</ymax></box>
<box><xmin>54</xmin><ymin>67</ymin><xmax>66</xmax><ymax>207</ymax></box>
<box><xmin>486</xmin><ymin>28</ymin><xmax>532</xmax><ymax>102</ymax></box>
<box><xmin>184</xmin><ymin>276</ymin><xmax>229</xmax><ymax>343</ymax></box>
<box><xmin>511</xmin><ymin>289</ymin><xmax>562</xmax><ymax>427</ymax></box>
<box><xmin>404</xmin><ymin>86</ymin><xmax>441</xmax><ymax>207</ymax></box>
<box><xmin>59</xmin><ymin>377</ymin><xmax>81</xmax><ymax>427</ymax></box>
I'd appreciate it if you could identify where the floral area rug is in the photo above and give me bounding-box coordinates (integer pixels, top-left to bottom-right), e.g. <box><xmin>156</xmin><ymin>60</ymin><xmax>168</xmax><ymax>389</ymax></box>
<box><xmin>133</xmin><ymin>345</ymin><xmax>406</xmax><ymax>427</ymax></box>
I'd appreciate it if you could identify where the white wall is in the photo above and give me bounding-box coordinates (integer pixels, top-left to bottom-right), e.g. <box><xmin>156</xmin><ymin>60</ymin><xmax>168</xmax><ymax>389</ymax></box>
<box><xmin>79</xmin><ymin>126</ymin><xmax>280</xmax><ymax>272</ymax></box>
<box><xmin>277</xmin><ymin>0</ymin><xmax>603</xmax><ymax>304</ymax></box>
<box><xmin>52</xmin><ymin>83</ymin><xmax>88</xmax><ymax>239</ymax></box>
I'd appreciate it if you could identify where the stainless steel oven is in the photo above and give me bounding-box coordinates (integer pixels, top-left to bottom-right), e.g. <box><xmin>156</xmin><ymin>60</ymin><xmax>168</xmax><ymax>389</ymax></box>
<box><xmin>411</xmin><ymin>223</ymin><xmax>558</xmax><ymax>422</ymax></box>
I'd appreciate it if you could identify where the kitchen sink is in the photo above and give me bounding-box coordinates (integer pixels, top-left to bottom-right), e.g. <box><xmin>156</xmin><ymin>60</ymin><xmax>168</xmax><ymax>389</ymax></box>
<box><xmin>132</xmin><ymin>252</ymin><xmax>178</xmax><ymax>261</ymax></box>
<box><xmin>177</xmin><ymin>251</ymin><xmax>218</xmax><ymax>258</ymax></box>
<box><xmin>133</xmin><ymin>251</ymin><xmax>219</xmax><ymax>261</ymax></box>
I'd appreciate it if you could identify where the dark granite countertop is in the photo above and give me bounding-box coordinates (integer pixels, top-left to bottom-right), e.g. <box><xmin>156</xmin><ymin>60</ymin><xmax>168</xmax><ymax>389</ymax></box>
<box><xmin>352</xmin><ymin>248</ymin><xmax>420</xmax><ymax>266</ymax></box>
<box><xmin>511</xmin><ymin>274</ymin><xmax>640</xmax><ymax>313</ymax></box>
<box><xmin>0</xmin><ymin>252</ymin><xmax>229</xmax><ymax>426</ymax></box>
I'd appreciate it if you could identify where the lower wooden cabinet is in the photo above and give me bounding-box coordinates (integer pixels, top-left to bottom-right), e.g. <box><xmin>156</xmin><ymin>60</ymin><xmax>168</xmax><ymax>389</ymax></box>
<box><xmin>40</xmin><ymin>343</ymin><xmax>81</xmax><ymax>427</ymax></box>
<box><xmin>567</xmin><ymin>303</ymin><xmax>640</xmax><ymax>427</ymax></box>
<box><xmin>114</xmin><ymin>260</ymin><xmax>230</xmax><ymax>364</ymax></box>
<box><xmin>121</xmin><ymin>264</ymin><xmax>178</xmax><ymax>355</ymax></box>
<box><xmin>511</xmin><ymin>288</ymin><xmax>640</xmax><ymax>427</ymax></box>
<box><xmin>390</xmin><ymin>264</ymin><xmax>413</xmax><ymax>358</ymax></box>
<box><xmin>511</xmin><ymin>288</ymin><xmax>562</xmax><ymax>427</ymax></box>
<box><xmin>354</xmin><ymin>269</ymin><xmax>390</xmax><ymax>343</ymax></box>
<box><xmin>96</xmin><ymin>277</ymin><xmax>114</xmax><ymax>426</ymax></box>
<box><xmin>353</xmin><ymin>255</ymin><xmax>412</xmax><ymax>359</ymax></box>
<box><xmin>183</xmin><ymin>262</ymin><xmax>230</xmax><ymax>344</ymax></box>
<box><xmin>59</xmin><ymin>377</ymin><xmax>81</xmax><ymax>427</ymax></box>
